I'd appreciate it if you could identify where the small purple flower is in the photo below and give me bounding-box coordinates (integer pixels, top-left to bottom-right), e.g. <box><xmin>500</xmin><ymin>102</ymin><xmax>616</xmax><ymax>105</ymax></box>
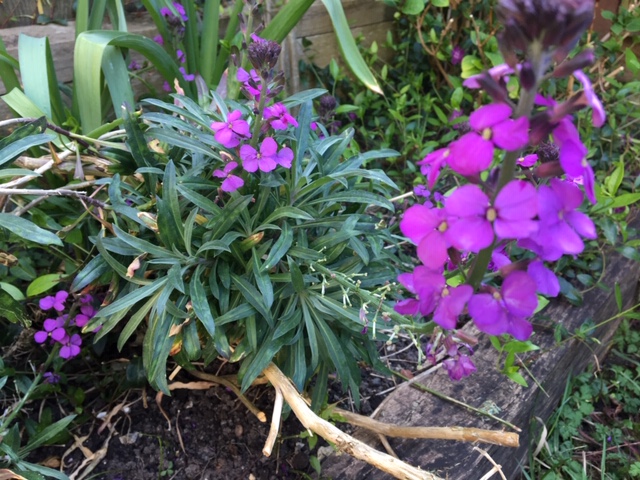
<box><xmin>179</xmin><ymin>66</ymin><xmax>195</xmax><ymax>82</ymax></box>
<box><xmin>451</xmin><ymin>45</ymin><xmax>465</xmax><ymax>65</ymax></box>
<box><xmin>468</xmin><ymin>271</ymin><xmax>538</xmax><ymax>340</ymax></box>
<box><xmin>34</xmin><ymin>317</ymin><xmax>67</xmax><ymax>344</ymax></box>
<box><xmin>162</xmin><ymin>81</ymin><xmax>172</xmax><ymax>92</ymax></box>
<box><xmin>449</xmin><ymin>103</ymin><xmax>530</xmax><ymax>176</ymax></box>
<box><xmin>527</xmin><ymin>260</ymin><xmax>560</xmax><ymax>297</ymax></box>
<box><xmin>552</xmin><ymin>118</ymin><xmax>596</xmax><ymax>203</ymax></box>
<box><xmin>210</xmin><ymin>110</ymin><xmax>251</xmax><ymax>149</ymax></box>
<box><xmin>573</xmin><ymin>70</ymin><xmax>607</xmax><ymax>128</ymax></box>
<box><xmin>153</xmin><ymin>35</ymin><xmax>164</xmax><ymax>46</ymax></box>
<box><xmin>177</xmin><ymin>49</ymin><xmax>186</xmax><ymax>64</ymax></box>
<box><xmin>395</xmin><ymin>268</ymin><xmax>473</xmax><ymax>330</ymax></box>
<box><xmin>517</xmin><ymin>153</ymin><xmax>538</xmax><ymax>167</ymax></box>
<box><xmin>264</xmin><ymin>103</ymin><xmax>299</xmax><ymax>130</ymax></box>
<box><xmin>40</xmin><ymin>291</ymin><xmax>68</xmax><ymax>312</ymax></box>
<box><xmin>276</xmin><ymin>146</ymin><xmax>294</xmax><ymax>168</ymax></box>
<box><xmin>413</xmin><ymin>185</ymin><xmax>430</xmax><ymax>199</ymax></box>
<box><xmin>128</xmin><ymin>60</ymin><xmax>141</xmax><ymax>71</ymax></box>
<box><xmin>240</xmin><ymin>138</ymin><xmax>278</xmax><ymax>173</ymax></box>
<box><xmin>59</xmin><ymin>334</ymin><xmax>82</xmax><ymax>359</ymax></box>
<box><xmin>213</xmin><ymin>161</ymin><xmax>245</xmax><ymax>192</ymax></box>
<box><xmin>160</xmin><ymin>2</ymin><xmax>188</xmax><ymax>21</ymax></box>
<box><xmin>520</xmin><ymin>179</ymin><xmax>596</xmax><ymax>261</ymax></box>
<box><xmin>74</xmin><ymin>304</ymin><xmax>96</xmax><ymax>328</ymax></box>
<box><xmin>463</xmin><ymin>64</ymin><xmax>515</xmax><ymax>89</ymax></box>
<box><xmin>237</xmin><ymin>68</ymin><xmax>268</xmax><ymax>101</ymax></box>
<box><xmin>417</xmin><ymin>146</ymin><xmax>452</xmax><ymax>189</ymax></box>
<box><xmin>443</xmin><ymin>354</ymin><xmax>477</xmax><ymax>381</ymax></box>
<box><xmin>43</xmin><ymin>372</ymin><xmax>60</xmax><ymax>384</ymax></box>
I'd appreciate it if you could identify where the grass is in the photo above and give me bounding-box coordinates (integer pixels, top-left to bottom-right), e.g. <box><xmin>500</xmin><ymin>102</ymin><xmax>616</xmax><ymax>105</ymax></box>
<box><xmin>522</xmin><ymin>319</ymin><xmax>640</xmax><ymax>479</ymax></box>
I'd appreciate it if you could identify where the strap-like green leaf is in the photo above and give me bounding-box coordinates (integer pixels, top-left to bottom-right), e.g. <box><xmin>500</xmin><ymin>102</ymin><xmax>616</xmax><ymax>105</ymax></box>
<box><xmin>319</xmin><ymin>0</ymin><xmax>382</xmax><ymax>94</ymax></box>
<box><xmin>0</xmin><ymin>213</ymin><xmax>62</xmax><ymax>246</ymax></box>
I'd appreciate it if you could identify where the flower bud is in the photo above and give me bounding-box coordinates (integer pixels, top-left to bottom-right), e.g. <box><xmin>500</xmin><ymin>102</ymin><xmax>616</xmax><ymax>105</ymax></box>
<box><xmin>534</xmin><ymin>160</ymin><xmax>564</xmax><ymax>178</ymax></box>
<box><xmin>552</xmin><ymin>49</ymin><xmax>595</xmax><ymax>78</ymax></box>
<box><xmin>497</xmin><ymin>0</ymin><xmax>595</xmax><ymax>60</ymax></box>
<box><xmin>519</xmin><ymin>61</ymin><xmax>536</xmax><ymax>90</ymax></box>
<box><xmin>247</xmin><ymin>36</ymin><xmax>281</xmax><ymax>79</ymax></box>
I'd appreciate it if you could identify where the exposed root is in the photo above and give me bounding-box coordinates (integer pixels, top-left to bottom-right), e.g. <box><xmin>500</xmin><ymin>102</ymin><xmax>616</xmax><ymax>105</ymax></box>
<box><xmin>262</xmin><ymin>386</ymin><xmax>283</xmax><ymax>456</ymax></box>
<box><xmin>262</xmin><ymin>363</ymin><xmax>444</xmax><ymax>480</ymax></box>
<box><xmin>332</xmin><ymin>407</ymin><xmax>519</xmax><ymax>447</ymax></box>
<box><xmin>187</xmin><ymin>370</ymin><xmax>267</xmax><ymax>422</ymax></box>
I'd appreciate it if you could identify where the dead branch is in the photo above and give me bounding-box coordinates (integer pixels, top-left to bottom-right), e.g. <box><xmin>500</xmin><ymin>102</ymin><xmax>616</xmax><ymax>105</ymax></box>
<box><xmin>262</xmin><ymin>363</ymin><xmax>443</xmax><ymax>480</ymax></box>
<box><xmin>332</xmin><ymin>407</ymin><xmax>519</xmax><ymax>447</ymax></box>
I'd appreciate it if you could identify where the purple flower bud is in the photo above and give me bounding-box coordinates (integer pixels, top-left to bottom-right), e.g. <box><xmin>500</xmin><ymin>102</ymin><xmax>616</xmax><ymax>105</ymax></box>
<box><xmin>43</xmin><ymin>372</ymin><xmax>61</xmax><ymax>384</ymax></box>
<box><xmin>553</xmin><ymin>49</ymin><xmax>595</xmax><ymax>78</ymax></box>
<box><xmin>497</xmin><ymin>0</ymin><xmax>595</xmax><ymax>62</ymax></box>
<box><xmin>451</xmin><ymin>45</ymin><xmax>465</xmax><ymax>65</ymax></box>
<box><xmin>247</xmin><ymin>36</ymin><xmax>281</xmax><ymax>79</ymax></box>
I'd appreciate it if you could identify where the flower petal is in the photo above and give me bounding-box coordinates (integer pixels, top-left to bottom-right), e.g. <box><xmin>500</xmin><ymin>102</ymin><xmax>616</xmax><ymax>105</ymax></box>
<box><xmin>469</xmin><ymin>293</ymin><xmax>509</xmax><ymax>336</ymax></box>
<box><xmin>492</xmin><ymin>116</ymin><xmax>530</xmax><ymax>151</ymax></box>
<box><xmin>448</xmin><ymin>133</ymin><xmax>494</xmax><ymax>175</ymax></box>
<box><xmin>469</xmin><ymin>103</ymin><xmax>513</xmax><ymax>130</ymax></box>
<box><xmin>502</xmin><ymin>271</ymin><xmax>538</xmax><ymax>317</ymax></box>
<box><xmin>400</xmin><ymin>205</ymin><xmax>440</xmax><ymax>244</ymax></box>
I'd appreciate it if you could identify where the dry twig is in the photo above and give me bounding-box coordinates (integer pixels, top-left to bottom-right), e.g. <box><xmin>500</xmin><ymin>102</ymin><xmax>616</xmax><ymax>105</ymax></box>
<box><xmin>332</xmin><ymin>407</ymin><xmax>519</xmax><ymax>447</ymax></box>
<box><xmin>262</xmin><ymin>363</ymin><xmax>443</xmax><ymax>480</ymax></box>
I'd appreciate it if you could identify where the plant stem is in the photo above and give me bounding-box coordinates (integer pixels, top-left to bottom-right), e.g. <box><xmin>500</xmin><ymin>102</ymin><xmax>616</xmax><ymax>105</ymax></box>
<box><xmin>466</xmin><ymin>78</ymin><xmax>540</xmax><ymax>288</ymax></box>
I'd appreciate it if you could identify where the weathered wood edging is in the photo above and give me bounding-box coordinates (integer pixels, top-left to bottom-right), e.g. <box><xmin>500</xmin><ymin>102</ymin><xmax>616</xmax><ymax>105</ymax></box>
<box><xmin>321</xmin><ymin>216</ymin><xmax>640</xmax><ymax>479</ymax></box>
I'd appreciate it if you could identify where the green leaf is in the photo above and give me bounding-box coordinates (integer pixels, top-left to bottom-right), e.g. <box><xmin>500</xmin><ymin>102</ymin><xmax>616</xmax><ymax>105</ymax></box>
<box><xmin>0</xmin><ymin>213</ymin><xmax>63</xmax><ymax>246</ymax></box>
<box><xmin>189</xmin><ymin>269</ymin><xmax>216</xmax><ymax>339</ymax></box>
<box><xmin>200</xmin><ymin>0</ymin><xmax>220</xmax><ymax>86</ymax></box>
<box><xmin>605</xmin><ymin>161</ymin><xmax>624</xmax><ymax>196</ymax></box>
<box><xmin>400</xmin><ymin>0</ymin><xmax>425</xmax><ymax>15</ymax></box>
<box><xmin>94</xmin><ymin>277</ymin><xmax>168</xmax><ymax>319</ymax></box>
<box><xmin>263</xmin><ymin>207</ymin><xmax>314</xmax><ymax>224</ymax></box>
<box><xmin>626</xmin><ymin>48</ymin><xmax>640</xmax><ymax>75</ymax></box>
<box><xmin>117</xmin><ymin>290</ymin><xmax>161</xmax><ymax>349</ymax></box>
<box><xmin>206</xmin><ymin>195</ymin><xmax>253</xmax><ymax>240</ymax></box>
<box><xmin>263</xmin><ymin>222</ymin><xmax>294</xmax><ymax>271</ymax></box>
<box><xmin>0</xmin><ymin>133</ymin><xmax>55</xmax><ymax>168</ymax></box>
<box><xmin>306</xmin><ymin>190</ymin><xmax>394</xmax><ymax>211</ymax></box>
<box><xmin>20</xmin><ymin>414</ymin><xmax>76</xmax><ymax>455</ymax></box>
<box><xmin>71</xmin><ymin>255</ymin><xmax>109</xmax><ymax>292</ymax></box>
<box><xmin>615</xmin><ymin>283</ymin><xmax>622</xmax><ymax>312</ymax></box>
<box><xmin>261</xmin><ymin>0</ymin><xmax>315</xmax><ymax>43</ymax></box>
<box><xmin>0</xmin><ymin>291</ymin><xmax>30</xmax><ymax>326</ymax></box>
<box><xmin>26</xmin><ymin>274</ymin><xmax>62</xmax><ymax>297</ymax></box>
<box><xmin>319</xmin><ymin>0</ymin><xmax>382</xmax><ymax>94</ymax></box>
<box><xmin>0</xmin><ymin>38</ymin><xmax>20</xmax><ymax>94</ymax></box>
<box><xmin>231</xmin><ymin>274</ymin><xmax>273</xmax><ymax>327</ymax></box>
<box><xmin>0</xmin><ymin>281</ymin><xmax>25</xmax><ymax>301</ymax></box>
<box><xmin>18</xmin><ymin>34</ymin><xmax>66</xmax><ymax>124</ymax></box>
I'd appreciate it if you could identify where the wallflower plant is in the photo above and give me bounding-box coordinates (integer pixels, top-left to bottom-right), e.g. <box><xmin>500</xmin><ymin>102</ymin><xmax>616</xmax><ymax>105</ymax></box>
<box><xmin>72</xmin><ymin>36</ymin><xmax>405</xmax><ymax>407</ymax></box>
<box><xmin>395</xmin><ymin>0</ymin><xmax>608</xmax><ymax>383</ymax></box>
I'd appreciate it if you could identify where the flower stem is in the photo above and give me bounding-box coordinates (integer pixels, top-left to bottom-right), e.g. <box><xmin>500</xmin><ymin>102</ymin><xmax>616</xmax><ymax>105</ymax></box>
<box><xmin>249</xmin><ymin>78</ymin><xmax>268</xmax><ymax>147</ymax></box>
<box><xmin>467</xmin><ymin>80</ymin><xmax>539</xmax><ymax>288</ymax></box>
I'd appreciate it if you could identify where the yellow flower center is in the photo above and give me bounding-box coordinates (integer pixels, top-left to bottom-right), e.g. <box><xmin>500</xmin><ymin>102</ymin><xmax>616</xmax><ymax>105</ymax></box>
<box><xmin>443</xmin><ymin>149</ymin><xmax>450</xmax><ymax>159</ymax></box>
<box><xmin>442</xmin><ymin>287</ymin><xmax>450</xmax><ymax>298</ymax></box>
<box><xmin>438</xmin><ymin>221</ymin><xmax>448</xmax><ymax>233</ymax></box>
<box><xmin>482</xmin><ymin>128</ymin><xmax>492</xmax><ymax>141</ymax></box>
<box><xmin>486</xmin><ymin>207</ymin><xmax>497</xmax><ymax>222</ymax></box>
<box><xmin>492</xmin><ymin>291</ymin><xmax>502</xmax><ymax>301</ymax></box>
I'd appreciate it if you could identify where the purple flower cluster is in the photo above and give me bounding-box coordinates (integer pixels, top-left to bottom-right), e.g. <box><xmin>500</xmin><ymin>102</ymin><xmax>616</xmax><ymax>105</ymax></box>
<box><xmin>395</xmin><ymin>0</ymin><xmax>605</xmax><ymax>381</ymax></box>
<box><xmin>207</xmin><ymin>35</ymin><xmax>297</xmax><ymax>193</ymax></box>
<box><xmin>34</xmin><ymin>291</ymin><xmax>97</xmax><ymax>360</ymax></box>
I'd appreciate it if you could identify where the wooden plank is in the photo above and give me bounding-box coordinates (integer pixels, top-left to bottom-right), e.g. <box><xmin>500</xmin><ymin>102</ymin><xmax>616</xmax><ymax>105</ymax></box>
<box><xmin>292</xmin><ymin>0</ymin><xmax>395</xmax><ymax>38</ymax></box>
<box><xmin>0</xmin><ymin>0</ymin><xmax>74</xmax><ymax>28</ymax></box>
<box><xmin>320</xmin><ymin>214</ymin><xmax>640</xmax><ymax>479</ymax></box>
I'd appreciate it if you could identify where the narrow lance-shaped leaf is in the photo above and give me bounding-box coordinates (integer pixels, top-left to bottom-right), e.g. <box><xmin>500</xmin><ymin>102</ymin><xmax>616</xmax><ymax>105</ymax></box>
<box><xmin>319</xmin><ymin>0</ymin><xmax>382</xmax><ymax>94</ymax></box>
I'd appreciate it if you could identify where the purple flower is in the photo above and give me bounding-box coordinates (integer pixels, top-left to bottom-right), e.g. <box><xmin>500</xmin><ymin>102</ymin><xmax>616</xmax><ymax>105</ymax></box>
<box><xmin>34</xmin><ymin>317</ymin><xmax>67</xmax><ymax>344</ymax></box>
<box><xmin>128</xmin><ymin>60</ymin><xmax>141</xmax><ymax>71</ymax></box>
<box><xmin>443</xmin><ymin>354</ymin><xmax>477</xmax><ymax>381</ymax></box>
<box><xmin>451</xmin><ymin>45</ymin><xmax>465</xmax><ymax>65</ymax></box>
<box><xmin>573</xmin><ymin>70</ymin><xmax>606</xmax><ymax>128</ymax></box>
<box><xmin>237</xmin><ymin>68</ymin><xmax>268</xmax><ymax>101</ymax></box>
<box><xmin>264</xmin><ymin>103</ymin><xmax>299</xmax><ymax>130</ymax></box>
<box><xmin>413</xmin><ymin>185</ymin><xmax>430</xmax><ymax>199</ymax></box>
<box><xmin>520</xmin><ymin>178</ymin><xmax>596</xmax><ymax>261</ymax></box>
<box><xmin>153</xmin><ymin>35</ymin><xmax>164</xmax><ymax>46</ymax></box>
<box><xmin>275</xmin><ymin>146</ymin><xmax>294</xmax><ymax>168</ymax></box>
<box><xmin>417</xmin><ymin>146</ymin><xmax>452</xmax><ymax>189</ymax></box>
<box><xmin>449</xmin><ymin>103</ymin><xmax>530</xmax><ymax>176</ymax></box>
<box><xmin>210</xmin><ymin>110</ymin><xmax>251</xmax><ymax>149</ymax></box>
<box><xmin>177</xmin><ymin>49</ymin><xmax>186</xmax><ymax>64</ymax></box>
<box><xmin>59</xmin><ymin>334</ymin><xmax>82</xmax><ymax>359</ymax></box>
<box><xmin>445</xmin><ymin>180</ymin><xmax>538</xmax><ymax>253</ymax></box>
<box><xmin>399</xmin><ymin>205</ymin><xmax>456</xmax><ymax>270</ymax></box>
<box><xmin>43</xmin><ymin>372</ymin><xmax>61</xmax><ymax>384</ymax></box>
<box><xmin>213</xmin><ymin>161</ymin><xmax>245</xmax><ymax>192</ymax></box>
<box><xmin>160</xmin><ymin>2</ymin><xmax>188</xmax><ymax>21</ymax></box>
<box><xmin>527</xmin><ymin>260</ymin><xmax>560</xmax><ymax>297</ymax></box>
<box><xmin>463</xmin><ymin>64</ymin><xmax>515</xmax><ymax>89</ymax></box>
<box><xmin>468</xmin><ymin>271</ymin><xmax>538</xmax><ymax>340</ymax></box>
<box><xmin>395</xmin><ymin>267</ymin><xmax>473</xmax><ymax>330</ymax></box>
<box><xmin>162</xmin><ymin>81</ymin><xmax>172</xmax><ymax>92</ymax></box>
<box><xmin>179</xmin><ymin>66</ymin><xmax>195</xmax><ymax>82</ymax></box>
<box><xmin>74</xmin><ymin>304</ymin><xmax>96</xmax><ymax>328</ymax></box>
<box><xmin>40</xmin><ymin>291</ymin><xmax>68</xmax><ymax>312</ymax></box>
<box><xmin>517</xmin><ymin>153</ymin><xmax>538</xmax><ymax>167</ymax></box>
<box><xmin>552</xmin><ymin>118</ymin><xmax>596</xmax><ymax>203</ymax></box>
<box><xmin>489</xmin><ymin>247</ymin><xmax>511</xmax><ymax>271</ymax></box>
<box><xmin>240</xmin><ymin>138</ymin><xmax>278</xmax><ymax>173</ymax></box>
